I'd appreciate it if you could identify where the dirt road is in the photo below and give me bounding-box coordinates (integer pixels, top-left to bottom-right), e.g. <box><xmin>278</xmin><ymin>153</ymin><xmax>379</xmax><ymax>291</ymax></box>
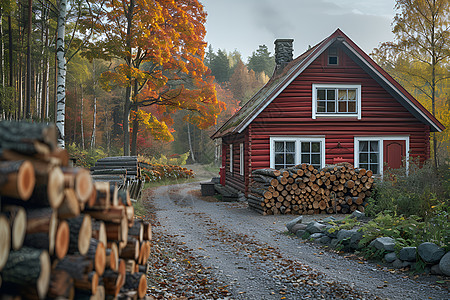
<box><xmin>145</xmin><ymin>181</ymin><xmax>449</xmax><ymax>300</ymax></box>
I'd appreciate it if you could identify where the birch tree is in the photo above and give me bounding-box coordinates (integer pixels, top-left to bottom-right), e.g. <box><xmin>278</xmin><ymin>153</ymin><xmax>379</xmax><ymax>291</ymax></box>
<box><xmin>56</xmin><ymin>0</ymin><xmax>68</xmax><ymax>147</ymax></box>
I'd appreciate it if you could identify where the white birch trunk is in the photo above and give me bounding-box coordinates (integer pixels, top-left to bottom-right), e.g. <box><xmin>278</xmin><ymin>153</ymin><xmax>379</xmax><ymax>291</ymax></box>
<box><xmin>80</xmin><ymin>84</ymin><xmax>84</xmax><ymax>150</ymax></box>
<box><xmin>56</xmin><ymin>0</ymin><xmax>67</xmax><ymax>148</ymax></box>
<box><xmin>90</xmin><ymin>60</ymin><xmax>97</xmax><ymax>149</ymax></box>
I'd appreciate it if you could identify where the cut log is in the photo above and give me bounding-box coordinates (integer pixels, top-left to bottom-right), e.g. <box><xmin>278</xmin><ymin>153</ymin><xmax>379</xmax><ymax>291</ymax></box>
<box><xmin>55</xmin><ymin>255</ymin><xmax>97</xmax><ymax>295</ymax></box>
<box><xmin>86</xmin><ymin>182</ymin><xmax>110</xmax><ymax>211</ymax></box>
<box><xmin>24</xmin><ymin>208</ymin><xmax>57</xmax><ymax>256</ymax></box>
<box><xmin>118</xmin><ymin>189</ymin><xmax>131</xmax><ymax>207</ymax></box>
<box><xmin>28</xmin><ymin>166</ymin><xmax>65</xmax><ymax>209</ymax></box>
<box><xmin>0</xmin><ymin>160</ymin><xmax>35</xmax><ymax>200</ymax></box>
<box><xmin>67</xmin><ymin>214</ymin><xmax>92</xmax><ymax>255</ymax></box>
<box><xmin>58</xmin><ymin>188</ymin><xmax>81</xmax><ymax>219</ymax></box>
<box><xmin>102</xmin><ymin>270</ymin><xmax>122</xmax><ymax>297</ymax></box>
<box><xmin>120</xmin><ymin>272</ymin><xmax>147</xmax><ymax>299</ymax></box>
<box><xmin>252</xmin><ymin>169</ymin><xmax>281</xmax><ymax>177</ymax></box>
<box><xmin>47</xmin><ymin>269</ymin><xmax>74</xmax><ymax>300</ymax></box>
<box><xmin>1</xmin><ymin>206</ymin><xmax>26</xmax><ymax>251</ymax></box>
<box><xmin>128</xmin><ymin>221</ymin><xmax>143</xmax><ymax>243</ymax></box>
<box><xmin>0</xmin><ymin>215</ymin><xmax>11</xmax><ymax>271</ymax></box>
<box><xmin>106</xmin><ymin>242</ymin><xmax>119</xmax><ymax>272</ymax></box>
<box><xmin>87</xmin><ymin>206</ymin><xmax>125</xmax><ymax>223</ymax></box>
<box><xmin>86</xmin><ymin>238</ymin><xmax>106</xmax><ymax>276</ymax></box>
<box><xmin>120</xmin><ymin>238</ymin><xmax>139</xmax><ymax>261</ymax></box>
<box><xmin>61</xmin><ymin>167</ymin><xmax>93</xmax><ymax>204</ymax></box>
<box><xmin>90</xmin><ymin>169</ymin><xmax>127</xmax><ymax>176</ymax></box>
<box><xmin>0</xmin><ymin>247</ymin><xmax>51</xmax><ymax>299</ymax></box>
<box><xmin>92</xmin><ymin>220</ymin><xmax>107</xmax><ymax>247</ymax></box>
<box><xmin>143</xmin><ymin>222</ymin><xmax>152</xmax><ymax>241</ymax></box>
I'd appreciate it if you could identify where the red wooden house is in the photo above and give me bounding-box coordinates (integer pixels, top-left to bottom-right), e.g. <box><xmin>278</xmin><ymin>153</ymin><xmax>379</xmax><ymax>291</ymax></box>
<box><xmin>211</xmin><ymin>29</ymin><xmax>444</xmax><ymax>195</ymax></box>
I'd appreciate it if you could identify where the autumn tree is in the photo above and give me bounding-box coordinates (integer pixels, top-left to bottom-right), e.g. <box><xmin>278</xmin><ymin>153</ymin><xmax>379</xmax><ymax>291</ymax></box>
<box><xmin>83</xmin><ymin>0</ymin><xmax>223</xmax><ymax>156</ymax></box>
<box><xmin>229</xmin><ymin>59</ymin><xmax>268</xmax><ymax>105</ymax></box>
<box><xmin>372</xmin><ymin>0</ymin><xmax>450</xmax><ymax>167</ymax></box>
<box><xmin>209</xmin><ymin>48</ymin><xmax>231</xmax><ymax>84</ymax></box>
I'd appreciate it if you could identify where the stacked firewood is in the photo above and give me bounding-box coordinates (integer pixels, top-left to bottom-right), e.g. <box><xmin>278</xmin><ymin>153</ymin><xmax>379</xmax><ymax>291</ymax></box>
<box><xmin>0</xmin><ymin>121</ymin><xmax>151</xmax><ymax>299</ymax></box>
<box><xmin>248</xmin><ymin>163</ymin><xmax>374</xmax><ymax>215</ymax></box>
<box><xmin>91</xmin><ymin>156</ymin><xmax>144</xmax><ymax>200</ymax></box>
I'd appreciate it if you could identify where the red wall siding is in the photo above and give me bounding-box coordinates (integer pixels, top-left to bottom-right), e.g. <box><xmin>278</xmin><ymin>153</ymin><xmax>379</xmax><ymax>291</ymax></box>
<box><xmin>223</xmin><ymin>132</ymin><xmax>248</xmax><ymax>193</ymax></box>
<box><xmin>249</xmin><ymin>49</ymin><xmax>429</xmax><ymax>170</ymax></box>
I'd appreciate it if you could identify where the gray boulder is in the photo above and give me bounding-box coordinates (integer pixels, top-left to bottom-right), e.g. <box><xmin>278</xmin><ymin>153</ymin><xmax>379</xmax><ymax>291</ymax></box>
<box><xmin>295</xmin><ymin>230</ymin><xmax>306</xmax><ymax>239</ymax></box>
<box><xmin>438</xmin><ymin>251</ymin><xmax>450</xmax><ymax>276</ymax></box>
<box><xmin>321</xmin><ymin>216</ymin><xmax>337</xmax><ymax>223</ymax></box>
<box><xmin>351</xmin><ymin>210</ymin><xmax>365</xmax><ymax>220</ymax></box>
<box><xmin>393</xmin><ymin>259</ymin><xmax>410</xmax><ymax>269</ymax></box>
<box><xmin>310</xmin><ymin>233</ymin><xmax>324</xmax><ymax>240</ymax></box>
<box><xmin>385</xmin><ymin>252</ymin><xmax>397</xmax><ymax>263</ymax></box>
<box><xmin>330</xmin><ymin>238</ymin><xmax>339</xmax><ymax>248</ymax></box>
<box><xmin>286</xmin><ymin>216</ymin><xmax>303</xmax><ymax>232</ymax></box>
<box><xmin>431</xmin><ymin>264</ymin><xmax>444</xmax><ymax>275</ymax></box>
<box><xmin>326</xmin><ymin>226</ymin><xmax>339</xmax><ymax>238</ymax></box>
<box><xmin>372</xmin><ymin>237</ymin><xmax>395</xmax><ymax>252</ymax></box>
<box><xmin>319</xmin><ymin>236</ymin><xmax>331</xmax><ymax>245</ymax></box>
<box><xmin>418</xmin><ymin>242</ymin><xmax>445</xmax><ymax>264</ymax></box>
<box><xmin>349</xmin><ymin>230</ymin><xmax>364</xmax><ymax>250</ymax></box>
<box><xmin>290</xmin><ymin>223</ymin><xmax>307</xmax><ymax>234</ymax></box>
<box><xmin>306</xmin><ymin>221</ymin><xmax>326</xmax><ymax>234</ymax></box>
<box><xmin>399</xmin><ymin>247</ymin><xmax>417</xmax><ymax>262</ymax></box>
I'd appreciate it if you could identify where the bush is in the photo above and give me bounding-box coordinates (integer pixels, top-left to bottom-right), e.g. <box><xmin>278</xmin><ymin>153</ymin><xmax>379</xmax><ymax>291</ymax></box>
<box><xmin>365</xmin><ymin>158</ymin><xmax>448</xmax><ymax>218</ymax></box>
<box><xmin>149</xmin><ymin>152</ymin><xmax>190</xmax><ymax>166</ymax></box>
<box><xmin>66</xmin><ymin>143</ymin><xmax>109</xmax><ymax>168</ymax></box>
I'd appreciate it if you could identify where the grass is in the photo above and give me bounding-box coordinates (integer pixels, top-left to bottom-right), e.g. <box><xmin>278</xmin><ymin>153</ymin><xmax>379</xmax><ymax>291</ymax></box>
<box><xmin>203</xmin><ymin>163</ymin><xmax>220</xmax><ymax>174</ymax></box>
<box><xmin>133</xmin><ymin>199</ymin><xmax>146</xmax><ymax>217</ymax></box>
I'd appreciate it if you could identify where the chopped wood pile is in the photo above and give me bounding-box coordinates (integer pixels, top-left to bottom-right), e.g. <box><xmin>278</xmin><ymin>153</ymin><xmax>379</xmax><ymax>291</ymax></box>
<box><xmin>0</xmin><ymin>121</ymin><xmax>152</xmax><ymax>300</ymax></box>
<box><xmin>91</xmin><ymin>156</ymin><xmax>144</xmax><ymax>200</ymax></box>
<box><xmin>248</xmin><ymin>163</ymin><xmax>374</xmax><ymax>215</ymax></box>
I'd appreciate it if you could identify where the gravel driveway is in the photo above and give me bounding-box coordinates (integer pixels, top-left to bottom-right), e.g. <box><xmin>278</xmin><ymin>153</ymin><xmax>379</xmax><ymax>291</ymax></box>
<box><xmin>145</xmin><ymin>181</ymin><xmax>449</xmax><ymax>300</ymax></box>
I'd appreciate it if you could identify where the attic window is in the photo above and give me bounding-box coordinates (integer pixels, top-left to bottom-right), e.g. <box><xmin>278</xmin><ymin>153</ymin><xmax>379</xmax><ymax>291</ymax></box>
<box><xmin>312</xmin><ymin>84</ymin><xmax>361</xmax><ymax>119</ymax></box>
<box><xmin>328</xmin><ymin>47</ymin><xmax>338</xmax><ymax>65</ymax></box>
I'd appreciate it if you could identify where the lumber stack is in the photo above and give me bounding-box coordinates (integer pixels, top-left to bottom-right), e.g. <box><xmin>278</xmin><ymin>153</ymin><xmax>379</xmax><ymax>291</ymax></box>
<box><xmin>0</xmin><ymin>121</ymin><xmax>152</xmax><ymax>300</ymax></box>
<box><xmin>248</xmin><ymin>162</ymin><xmax>374</xmax><ymax>215</ymax></box>
<box><xmin>91</xmin><ymin>157</ymin><xmax>144</xmax><ymax>200</ymax></box>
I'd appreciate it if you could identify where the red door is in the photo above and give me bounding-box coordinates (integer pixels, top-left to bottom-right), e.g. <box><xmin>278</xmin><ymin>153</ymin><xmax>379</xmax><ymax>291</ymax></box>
<box><xmin>383</xmin><ymin>140</ymin><xmax>406</xmax><ymax>170</ymax></box>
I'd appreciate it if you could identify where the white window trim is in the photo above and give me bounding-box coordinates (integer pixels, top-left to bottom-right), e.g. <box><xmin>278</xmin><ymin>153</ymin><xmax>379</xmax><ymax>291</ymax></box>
<box><xmin>270</xmin><ymin>136</ymin><xmax>326</xmax><ymax>169</ymax></box>
<box><xmin>354</xmin><ymin>136</ymin><xmax>410</xmax><ymax>175</ymax></box>
<box><xmin>312</xmin><ymin>84</ymin><xmax>361</xmax><ymax>120</ymax></box>
<box><xmin>239</xmin><ymin>143</ymin><xmax>244</xmax><ymax>176</ymax></box>
<box><xmin>229</xmin><ymin>144</ymin><xmax>233</xmax><ymax>173</ymax></box>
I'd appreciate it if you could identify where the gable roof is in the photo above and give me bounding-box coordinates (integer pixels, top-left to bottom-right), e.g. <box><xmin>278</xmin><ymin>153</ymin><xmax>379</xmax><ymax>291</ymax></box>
<box><xmin>211</xmin><ymin>29</ymin><xmax>444</xmax><ymax>139</ymax></box>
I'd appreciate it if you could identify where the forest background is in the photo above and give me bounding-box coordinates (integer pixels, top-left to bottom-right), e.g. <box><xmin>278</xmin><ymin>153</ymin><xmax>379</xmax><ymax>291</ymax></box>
<box><xmin>0</xmin><ymin>0</ymin><xmax>448</xmax><ymax>167</ymax></box>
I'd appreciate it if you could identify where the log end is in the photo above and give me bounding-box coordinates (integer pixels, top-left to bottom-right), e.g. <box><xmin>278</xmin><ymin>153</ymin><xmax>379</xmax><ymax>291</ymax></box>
<box><xmin>0</xmin><ymin>215</ymin><xmax>11</xmax><ymax>270</ymax></box>
<box><xmin>138</xmin><ymin>273</ymin><xmax>147</xmax><ymax>299</ymax></box>
<box><xmin>75</xmin><ymin>169</ymin><xmax>94</xmax><ymax>203</ymax></box>
<box><xmin>95</xmin><ymin>241</ymin><xmax>106</xmax><ymax>276</ymax></box>
<box><xmin>78</xmin><ymin>215</ymin><xmax>92</xmax><ymax>255</ymax></box>
<box><xmin>18</xmin><ymin>160</ymin><xmax>36</xmax><ymax>200</ymax></box>
<box><xmin>37</xmin><ymin>250</ymin><xmax>51</xmax><ymax>300</ymax></box>
<box><xmin>11</xmin><ymin>206</ymin><xmax>27</xmax><ymax>251</ymax></box>
<box><xmin>48</xmin><ymin>167</ymin><xmax>65</xmax><ymax>209</ymax></box>
<box><xmin>55</xmin><ymin>220</ymin><xmax>69</xmax><ymax>259</ymax></box>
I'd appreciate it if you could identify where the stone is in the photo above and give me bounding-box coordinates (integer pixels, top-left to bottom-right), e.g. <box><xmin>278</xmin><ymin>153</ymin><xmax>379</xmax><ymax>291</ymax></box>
<box><xmin>306</xmin><ymin>221</ymin><xmax>326</xmax><ymax>234</ymax></box>
<box><xmin>384</xmin><ymin>252</ymin><xmax>397</xmax><ymax>263</ymax></box>
<box><xmin>290</xmin><ymin>223</ymin><xmax>307</xmax><ymax>234</ymax></box>
<box><xmin>393</xmin><ymin>259</ymin><xmax>410</xmax><ymax>269</ymax></box>
<box><xmin>286</xmin><ymin>216</ymin><xmax>303</xmax><ymax>233</ymax></box>
<box><xmin>418</xmin><ymin>242</ymin><xmax>445</xmax><ymax>264</ymax></box>
<box><xmin>349</xmin><ymin>230</ymin><xmax>364</xmax><ymax>250</ymax></box>
<box><xmin>399</xmin><ymin>247</ymin><xmax>417</xmax><ymax>262</ymax></box>
<box><xmin>330</xmin><ymin>238</ymin><xmax>339</xmax><ymax>248</ymax></box>
<box><xmin>431</xmin><ymin>264</ymin><xmax>444</xmax><ymax>275</ymax></box>
<box><xmin>438</xmin><ymin>251</ymin><xmax>450</xmax><ymax>276</ymax></box>
<box><xmin>325</xmin><ymin>226</ymin><xmax>339</xmax><ymax>238</ymax></box>
<box><xmin>372</xmin><ymin>237</ymin><xmax>395</xmax><ymax>252</ymax></box>
<box><xmin>336</xmin><ymin>229</ymin><xmax>355</xmax><ymax>244</ymax></box>
<box><xmin>351</xmin><ymin>210</ymin><xmax>365</xmax><ymax>220</ymax></box>
<box><xmin>295</xmin><ymin>230</ymin><xmax>306</xmax><ymax>239</ymax></box>
<box><xmin>319</xmin><ymin>236</ymin><xmax>331</xmax><ymax>245</ymax></box>
<box><xmin>310</xmin><ymin>233</ymin><xmax>324</xmax><ymax>240</ymax></box>
<box><xmin>321</xmin><ymin>216</ymin><xmax>336</xmax><ymax>223</ymax></box>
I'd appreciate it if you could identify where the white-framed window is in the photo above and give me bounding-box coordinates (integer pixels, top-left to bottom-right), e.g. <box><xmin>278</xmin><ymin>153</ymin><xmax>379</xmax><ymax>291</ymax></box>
<box><xmin>239</xmin><ymin>143</ymin><xmax>244</xmax><ymax>176</ymax></box>
<box><xmin>270</xmin><ymin>136</ymin><xmax>325</xmax><ymax>170</ymax></box>
<box><xmin>354</xmin><ymin>136</ymin><xmax>410</xmax><ymax>175</ymax></box>
<box><xmin>229</xmin><ymin>144</ymin><xmax>233</xmax><ymax>173</ymax></box>
<box><xmin>312</xmin><ymin>84</ymin><xmax>361</xmax><ymax>119</ymax></box>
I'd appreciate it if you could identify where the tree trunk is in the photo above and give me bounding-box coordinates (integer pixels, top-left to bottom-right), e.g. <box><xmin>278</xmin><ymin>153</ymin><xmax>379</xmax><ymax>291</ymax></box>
<box><xmin>131</xmin><ymin>112</ymin><xmax>138</xmax><ymax>156</ymax></box>
<box><xmin>1</xmin><ymin>7</ymin><xmax>4</xmax><ymax>118</ymax></box>
<box><xmin>41</xmin><ymin>6</ymin><xmax>49</xmax><ymax>121</ymax></box>
<box><xmin>56</xmin><ymin>0</ymin><xmax>68</xmax><ymax>148</ymax></box>
<box><xmin>123</xmin><ymin>0</ymin><xmax>134</xmax><ymax>156</ymax></box>
<box><xmin>80</xmin><ymin>83</ymin><xmax>84</xmax><ymax>150</ymax></box>
<box><xmin>187</xmin><ymin>121</ymin><xmax>195</xmax><ymax>162</ymax></box>
<box><xmin>90</xmin><ymin>61</ymin><xmax>97</xmax><ymax>149</ymax></box>
<box><xmin>26</xmin><ymin>0</ymin><xmax>32</xmax><ymax>119</ymax></box>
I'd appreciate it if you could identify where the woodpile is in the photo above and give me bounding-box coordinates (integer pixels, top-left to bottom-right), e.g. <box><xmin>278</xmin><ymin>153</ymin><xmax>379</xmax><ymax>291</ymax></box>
<box><xmin>0</xmin><ymin>121</ymin><xmax>152</xmax><ymax>300</ymax></box>
<box><xmin>91</xmin><ymin>156</ymin><xmax>144</xmax><ymax>200</ymax></box>
<box><xmin>248</xmin><ymin>163</ymin><xmax>374</xmax><ymax>215</ymax></box>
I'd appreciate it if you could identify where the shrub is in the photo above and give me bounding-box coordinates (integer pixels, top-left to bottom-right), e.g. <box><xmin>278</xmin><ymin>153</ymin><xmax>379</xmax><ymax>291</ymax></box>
<box><xmin>66</xmin><ymin>143</ymin><xmax>109</xmax><ymax>168</ymax></box>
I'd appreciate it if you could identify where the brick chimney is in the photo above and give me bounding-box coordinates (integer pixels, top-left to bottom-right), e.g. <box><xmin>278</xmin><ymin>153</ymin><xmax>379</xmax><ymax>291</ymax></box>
<box><xmin>274</xmin><ymin>39</ymin><xmax>294</xmax><ymax>73</ymax></box>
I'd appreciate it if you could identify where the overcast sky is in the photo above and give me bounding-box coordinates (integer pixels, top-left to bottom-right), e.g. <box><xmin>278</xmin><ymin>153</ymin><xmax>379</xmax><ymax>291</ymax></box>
<box><xmin>201</xmin><ymin>0</ymin><xmax>397</xmax><ymax>61</ymax></box>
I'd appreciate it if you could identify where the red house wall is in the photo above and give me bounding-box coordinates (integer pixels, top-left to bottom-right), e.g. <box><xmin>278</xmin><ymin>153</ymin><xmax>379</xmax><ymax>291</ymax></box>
<box><xmin>222</xmin><ymin>131</ymin><xmax>248</xmax><ymax>193</ymax></box>
<box><xmin>249</xmin><ymin>49</ymin><xmax>430</xmax><ymax>170</ymax></box>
